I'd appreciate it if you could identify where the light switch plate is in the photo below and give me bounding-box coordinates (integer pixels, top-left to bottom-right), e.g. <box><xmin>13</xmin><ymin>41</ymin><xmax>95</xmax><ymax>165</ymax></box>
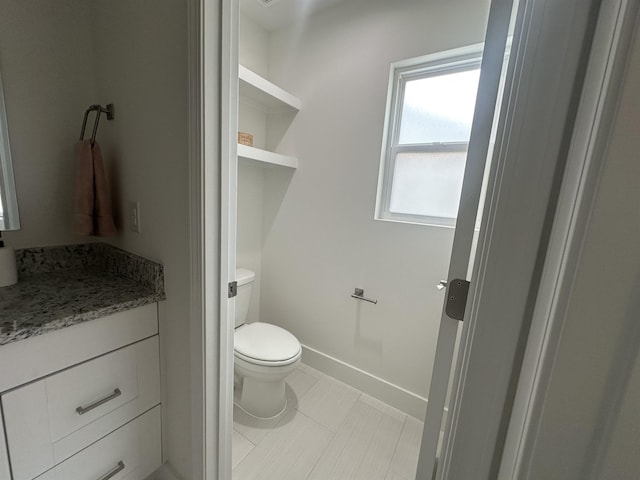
<box><xmin>128</xmin><ymin>201</ymin><xmax>141</xmax><ymax>233</ymax></box>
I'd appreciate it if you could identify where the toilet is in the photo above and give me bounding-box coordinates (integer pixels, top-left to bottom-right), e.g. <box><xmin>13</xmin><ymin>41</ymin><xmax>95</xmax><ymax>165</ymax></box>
<box><xmin>234</xmin><ymin>268</ymin><xmax>301</xmax><ymax>419</ymax></box>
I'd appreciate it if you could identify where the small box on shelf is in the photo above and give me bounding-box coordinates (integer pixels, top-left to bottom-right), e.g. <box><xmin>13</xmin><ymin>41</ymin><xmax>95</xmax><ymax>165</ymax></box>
<box><xmin>238</xmin><ymin>132</ymin><xmax>254</xmax><ymax>147</ymax></box>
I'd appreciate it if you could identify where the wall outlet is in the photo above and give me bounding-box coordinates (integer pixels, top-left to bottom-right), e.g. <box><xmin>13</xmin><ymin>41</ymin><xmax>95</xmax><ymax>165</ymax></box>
<box><xmin>128</xmin><ymin>201</ymin><xmax>141</xmax><ymax>233</ymax></box>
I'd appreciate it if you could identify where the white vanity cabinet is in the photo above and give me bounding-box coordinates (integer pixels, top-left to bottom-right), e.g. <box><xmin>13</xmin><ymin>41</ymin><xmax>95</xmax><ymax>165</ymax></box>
<box><xmin>0</xmin><ymin>303</ymin><xmax>162</xmax><ymax>480</ymax></box>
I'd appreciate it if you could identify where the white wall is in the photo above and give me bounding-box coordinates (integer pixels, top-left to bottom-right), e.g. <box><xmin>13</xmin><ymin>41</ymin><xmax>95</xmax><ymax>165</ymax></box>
<box><xmin>1</xmin><ymin>2</ymin><xmax>192</xmax><ymax>478</ymax></box>
<box><xmin>237</xmin><ymin>163</ymin><xmax>265</xmax><ymax>324</ymax></box>
<box><xmin>0</xmin><ymin>0</ymin><xmax>97</xmax><ymax>248</ymax></box>
<box><xmin>238</xmin><ymin>13</ymin><xmax>269</xmax><ymax>151</ymax></box>
<box><xmin>527</xmin><ymin>24</ymin><xmax>640</xmax><ymax>480</ymax></box>
<box><xmin>258</xmin><ymin>0</ymin><xmax>490</xmax><ymax>404</ymax></box>
<box><xmin>90</xmin><ymin>1</ymin><xmax>191</xmax><ymax>478</ymax></box>
<box><xmin>239</xmin><ymin>12</ymin><xmax>270</xmax><ymax>78</ymax></box>
<box><xmin>237</xmin><ymin>13</ymin><xmax>271</xmax><ymax>324</ymax></box>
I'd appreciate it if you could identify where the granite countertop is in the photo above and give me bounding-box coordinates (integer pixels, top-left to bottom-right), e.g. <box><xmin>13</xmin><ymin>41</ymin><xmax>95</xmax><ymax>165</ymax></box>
<box><xmin>0</xmin><ymin>243</ymin><xmax>165</xmax><ymax>346</ymax></box>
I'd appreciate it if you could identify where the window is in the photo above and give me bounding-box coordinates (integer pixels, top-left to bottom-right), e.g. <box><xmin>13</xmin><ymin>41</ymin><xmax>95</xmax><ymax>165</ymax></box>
<box><xmin>375</xmin><ymin>46</ymin><xmax>482</xmax><ymax>227</ymax></box>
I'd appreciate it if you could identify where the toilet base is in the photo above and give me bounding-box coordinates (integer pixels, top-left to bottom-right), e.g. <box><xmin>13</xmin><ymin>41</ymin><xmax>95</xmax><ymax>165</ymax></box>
<box><xmin>238</xmin><ymin>375</ymin><xmax>287</xmax><ymax>419</ymax></box>
<box><xmin>234</xmin><ymin>353</ymin><xmax>300</xmax><ymax>419</ymax></box>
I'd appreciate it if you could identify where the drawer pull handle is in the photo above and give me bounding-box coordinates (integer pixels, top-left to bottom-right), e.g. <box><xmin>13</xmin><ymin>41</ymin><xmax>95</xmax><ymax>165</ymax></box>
<box><xmin>97</xmin><ymin>460</ymin><xmax>125</xmax><ymax>480</ymax></box>
<box><xmin>76</xmin><ymin>388</ymin><xmax>122</xmax><ymax>415</ymax></box>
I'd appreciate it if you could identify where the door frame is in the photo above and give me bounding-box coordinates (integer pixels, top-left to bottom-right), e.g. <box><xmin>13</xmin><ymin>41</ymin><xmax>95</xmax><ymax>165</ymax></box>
<box><xmin>188</xmin><ymin>0</ymin><xmax>238</xmax><ymax>479</ymax></box>
<box><xmin>187</xmin><ymin>0</ymin><xmax>219</xmax><ymax>479</ymax></box>
<box><xmin>434</xmin><ymin>0</ymin><xmax>640</xmax><ymax>478</ymax></box>
<box><xmin>189</xmin><ymin>1</ymin><xmax>640</xmax><ymax>480</ymax></box>
<box><xmin>498</xmin><ymin>0</ymin><xmax>640</xmax><ymax>478</ymax></box>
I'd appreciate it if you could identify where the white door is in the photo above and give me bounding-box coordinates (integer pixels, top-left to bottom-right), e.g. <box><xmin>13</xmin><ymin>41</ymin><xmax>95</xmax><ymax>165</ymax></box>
<box><xmin>415</xmin><ymin>0</ymin><xmax>517</xmax><ymax>477</ymax></box>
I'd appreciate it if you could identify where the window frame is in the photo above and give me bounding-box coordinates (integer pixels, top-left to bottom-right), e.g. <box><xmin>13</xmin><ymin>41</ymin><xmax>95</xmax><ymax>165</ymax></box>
<box><xmin>375</xmin><ymin>44</ymin><xmax>484</xmax><ymax>227</ymax></box>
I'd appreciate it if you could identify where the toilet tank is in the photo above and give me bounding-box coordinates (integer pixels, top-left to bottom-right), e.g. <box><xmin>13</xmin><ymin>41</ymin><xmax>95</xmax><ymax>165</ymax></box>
<box><xmin>235</xmin><ymin>268</ymin><xmax>255</xmax><ymax>327</ymax></box>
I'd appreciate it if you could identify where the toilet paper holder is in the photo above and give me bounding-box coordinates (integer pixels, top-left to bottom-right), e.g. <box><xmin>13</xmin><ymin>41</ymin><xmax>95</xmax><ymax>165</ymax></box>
<box><xmin>351</xmin><ymin>288</ymin><xmax>378</xmax><ymax>305</ymax></box>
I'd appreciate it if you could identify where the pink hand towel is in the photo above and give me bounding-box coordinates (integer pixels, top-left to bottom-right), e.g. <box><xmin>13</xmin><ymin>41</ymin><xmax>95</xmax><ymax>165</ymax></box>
<box><xmin>73</xmin><ymin>140</ymin><xmax>117</xmax><ymax>236</ymax></box>
<box><xmin>91</xmin><ymin>142</ymin><xmax>117</xmax><ymax>236</ymax></box>
<box><xmin>73</xmin><ymin>140</ymin><xmax>94</xmax><ymax>236</ymax></box>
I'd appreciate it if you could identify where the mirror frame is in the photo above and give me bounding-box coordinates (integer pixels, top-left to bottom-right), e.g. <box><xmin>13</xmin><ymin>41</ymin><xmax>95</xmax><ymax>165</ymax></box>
<box><xmin>0</xmin><ymin>68</ymin><xmax>20</xmax><ymax>231</ymax></box>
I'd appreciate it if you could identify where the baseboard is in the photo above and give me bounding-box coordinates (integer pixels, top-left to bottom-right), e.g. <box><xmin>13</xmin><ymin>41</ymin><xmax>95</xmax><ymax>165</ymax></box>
<box><xmin>301</xmin><ymin>344</ymin><xmax>428</xmax><ymax>420</ymax></box>
<box><xmin>149</xmin><ymin>464</ymin><xmax>182</xmax><ymax>480</ymax></box>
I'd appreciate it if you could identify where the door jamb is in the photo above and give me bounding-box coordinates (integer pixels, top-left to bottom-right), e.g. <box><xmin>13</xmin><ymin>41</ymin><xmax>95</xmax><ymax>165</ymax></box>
<box><xmin>189</xmin><ymin>0</ymin><xmax>237</xmax><ymax>478</ymax></box>
<box><xmin>218</xmin><ymin>0</ymin><xmax>239</xmax><ymax>479</ymax></box>
<box><xmin>194</xmin><ymin>0</ymin><xmax>639</xmax><ymax>479</ymax></box>
<box><xmin>437</xmin><ymin>0</ymin><xmax>640</xmax><ymax>478</ymax></box>
<box><xmin>188</xmin><ymin>0</ymin><xmax>208</xmax><ymax>478</ymax></box>
<box><xmin>498</xmin><ymin>2</ymin><xmax>640</xmax><ymax>478</ymax></box>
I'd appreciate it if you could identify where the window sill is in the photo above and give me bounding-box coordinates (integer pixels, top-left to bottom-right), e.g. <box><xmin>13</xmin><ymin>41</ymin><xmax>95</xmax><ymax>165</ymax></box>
<box><xmin>373</xmin><ymin>215</ymin><xmax>457</xmax><ymax>229</ymax></box>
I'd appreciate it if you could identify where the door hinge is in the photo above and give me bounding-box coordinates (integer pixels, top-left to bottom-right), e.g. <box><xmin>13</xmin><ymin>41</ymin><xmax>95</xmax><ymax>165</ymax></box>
<box><xmin>445</xmin><ymin>279</ymin><xmax>470</xmax><ymax>321</ymax></box>
<box><xmin>228</xmin><ymin>281</ymin><xmax>238</xmax><ymax>298</ymax></box>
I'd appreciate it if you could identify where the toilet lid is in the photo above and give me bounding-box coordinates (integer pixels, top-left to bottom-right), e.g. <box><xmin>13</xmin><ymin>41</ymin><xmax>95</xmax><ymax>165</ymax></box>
<box><xmin>234</xmin><ymin>323</ymin><xmax>301</xmax><ymax>363</ymax></box>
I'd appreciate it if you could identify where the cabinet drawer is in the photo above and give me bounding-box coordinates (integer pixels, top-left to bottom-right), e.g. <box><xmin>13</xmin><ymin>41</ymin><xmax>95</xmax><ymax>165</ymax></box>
<box><xmin>2</xmin><ymin>336</ymin><xmax>160</xmax><ymax>480</ymax></box>
<box><xmin>36</xmin><ymin>405</ymin><xmax>161</xmax><ymax>480</ymax></box>
<box><xmin>0</xmin><ymin>303</ymin><xmax>158</xmax><ymax>393</ymax></box>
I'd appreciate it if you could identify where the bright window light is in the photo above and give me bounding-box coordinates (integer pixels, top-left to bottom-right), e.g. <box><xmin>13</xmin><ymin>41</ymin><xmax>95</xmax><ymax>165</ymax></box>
<box><xmin>375</xmin><ymin>46</ymin><xmax>482</xmax><ymax>227</ymax></box>
<box><xmin>389</xmin><ymin>150</ymin><xmax>467</xmax><ymax>218</ymax></box>
<box><xmin>399</xmin><ymin>70</ymin><xmax>480</xmax><ymax>145</ymax></box>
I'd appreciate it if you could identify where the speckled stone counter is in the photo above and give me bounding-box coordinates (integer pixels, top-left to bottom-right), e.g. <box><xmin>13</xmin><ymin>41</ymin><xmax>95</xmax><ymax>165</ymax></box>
<box><xmin>0</xmin><ymin>243</ymin><xmax>165</xmax><ymax>345</ymax></box>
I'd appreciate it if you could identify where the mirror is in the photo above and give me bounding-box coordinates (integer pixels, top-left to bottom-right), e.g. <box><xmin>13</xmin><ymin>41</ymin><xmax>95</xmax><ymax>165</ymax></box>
<box><xmin>0</xmin><ymin>68</ymin><xmax>20</xmax><ymax>230</ymax></box>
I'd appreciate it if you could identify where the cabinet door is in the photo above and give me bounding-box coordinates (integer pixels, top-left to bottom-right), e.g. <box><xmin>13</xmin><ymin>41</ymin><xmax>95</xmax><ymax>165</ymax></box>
<box><xmin>3</xmin><ymin>336</ymin><xmax>160</xmax><ymax>480</ymax></box>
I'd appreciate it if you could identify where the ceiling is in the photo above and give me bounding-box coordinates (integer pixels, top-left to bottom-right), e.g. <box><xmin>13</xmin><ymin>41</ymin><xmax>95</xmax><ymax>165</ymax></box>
<box><xmin>239</xmin><ymin>0</ymin><xmax>347</xmax><ymax>32</ymax></box>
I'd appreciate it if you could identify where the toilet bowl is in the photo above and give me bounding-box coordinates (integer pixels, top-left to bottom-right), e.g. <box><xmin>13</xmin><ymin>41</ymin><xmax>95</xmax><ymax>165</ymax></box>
<box><xmin>234</xmin><ymin>269</ymin><xmax>301</xmax><ymax>419</ymax></box>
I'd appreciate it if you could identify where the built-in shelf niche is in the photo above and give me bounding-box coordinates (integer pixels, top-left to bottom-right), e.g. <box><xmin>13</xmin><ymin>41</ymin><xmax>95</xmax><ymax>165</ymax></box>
<box><xmin>237</xmin><ymin>144</ymin><xmax>298</xmax><ymax>169</ymax></box>
<box><xmin>239</xmin><ymin>65</ymin><xmax>301</xmax><ymax>113</ymax></box>
<box><xmin>238</xmin><ymin>65</ymin><xmax>300</xmax><ymax>170</ymax></box>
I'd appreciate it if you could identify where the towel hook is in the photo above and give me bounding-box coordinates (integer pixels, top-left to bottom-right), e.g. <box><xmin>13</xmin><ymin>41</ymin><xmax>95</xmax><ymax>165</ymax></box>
<box><xmin>79</xmin><ymin>104</ymin><xmax>114</xmax><ymax>143</ymax></box>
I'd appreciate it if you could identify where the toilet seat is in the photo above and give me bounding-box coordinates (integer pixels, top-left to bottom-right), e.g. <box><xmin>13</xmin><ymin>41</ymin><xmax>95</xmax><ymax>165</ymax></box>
<box><xmin>234</xmin><ymin>323</ymin><xmax>301</xmax><ymax>367</ymax></box>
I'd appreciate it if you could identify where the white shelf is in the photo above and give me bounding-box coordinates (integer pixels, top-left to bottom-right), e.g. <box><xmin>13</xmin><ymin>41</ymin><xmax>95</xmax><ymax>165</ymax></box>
<box><xmin>237</xmin><ymin>144</ymin><xmax>298</xmax><ymax>170</ymax></box>
<box><xmin>239</xmin><ymin>65</ymin><xmax>301</xmax><ymax>113</ymax></box>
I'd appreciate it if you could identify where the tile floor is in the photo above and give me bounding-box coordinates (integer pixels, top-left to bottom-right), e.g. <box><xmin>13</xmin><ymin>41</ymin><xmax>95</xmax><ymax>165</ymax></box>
<box><xmin>232</xmin><ymin>364</ymin><xmax>424</xmax><ymax>480</ymax></box>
